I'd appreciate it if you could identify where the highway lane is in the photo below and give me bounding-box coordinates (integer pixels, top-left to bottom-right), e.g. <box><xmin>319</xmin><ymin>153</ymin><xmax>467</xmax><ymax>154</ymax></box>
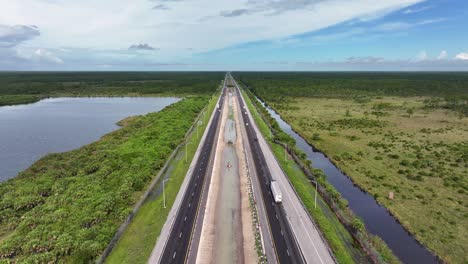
<box><xmin>237</xmin><ymin>99</ymin><xmax>278</xmax><ymax>263</ymax></box>
<box><xmin>231</xmin><ymin>74</ymin><xmax>304</xmax><ymax>264</ymax></box>
<box><xmin>232</xmin><ymin>74</ymin><xmax>336</xmax><ymax>264</ymax></box>
<box><xmin>150</xmin><ymin>75</ymin><xmax>227</xmax><ymax>264</ymax></box>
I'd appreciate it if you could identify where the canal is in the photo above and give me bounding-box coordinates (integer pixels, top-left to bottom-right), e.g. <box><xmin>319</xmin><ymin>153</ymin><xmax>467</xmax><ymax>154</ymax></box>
<box><xmin>257</xmin><ymin>98</ymin><xmax>440</xmax><ymax>264</ymax></box>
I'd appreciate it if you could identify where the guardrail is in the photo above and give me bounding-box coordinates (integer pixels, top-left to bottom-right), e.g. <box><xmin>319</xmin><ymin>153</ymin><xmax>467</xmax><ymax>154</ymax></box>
<box><xmin>236</xmin><ymin>79</ymin><xmax>390</xmax><ymax>264</ymax></box>
<box><xmin>97</xmin><ymin>90</ymin><xmax>220</xmax><ymax>264</ymax></box>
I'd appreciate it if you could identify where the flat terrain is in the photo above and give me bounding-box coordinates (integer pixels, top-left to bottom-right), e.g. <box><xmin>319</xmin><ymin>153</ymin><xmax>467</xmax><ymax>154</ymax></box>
<box><xmin>0</xmin><ymin>72</ymin><xmax>223</xmax><ymax>106</ymax></box>
<box><xmin>0</xmin><ymin>72</ymin><xmax>222</xmax><ymax>263</ymax></box>
<box><xmin>237</xmin><ymin>72</ymin><xmax>468</xmax><ymax>263</ymax></box>
<box><xmin>234</xmin><ymin>77</ymin><xmax>336</xmax><ymax>264</ymax></box>
<box><xmin>271</xmin><ymin>96</ymin><xmax>467</xmax><ymax>263</ymax></box>
<box><xmin>105</xmin><ymin>94</ymin><xmax>219</xmax><ymax>263</ymax></box>
<box><xmin>196</xmin><ymin>88</ymin><xmax>257</xmax><ymax>264</ymax></box>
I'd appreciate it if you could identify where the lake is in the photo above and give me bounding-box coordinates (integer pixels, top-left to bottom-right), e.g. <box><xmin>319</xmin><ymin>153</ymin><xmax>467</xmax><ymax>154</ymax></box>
<box><xmin>0</xmin><ymin>97</ymin><xmax>179</xmax><ymax>182</ymax></box>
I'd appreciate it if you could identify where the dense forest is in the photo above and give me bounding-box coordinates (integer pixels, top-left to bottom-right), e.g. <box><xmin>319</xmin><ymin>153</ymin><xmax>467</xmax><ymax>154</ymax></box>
<box><xmin>0</xmin><ymin>72</ymin><xmax>223</xmax><ymax>106</ymax></box>
<box><xmin>236</xmin><ymin>72</ymin><xmax>468</xmax><ymax>116</ymax></box>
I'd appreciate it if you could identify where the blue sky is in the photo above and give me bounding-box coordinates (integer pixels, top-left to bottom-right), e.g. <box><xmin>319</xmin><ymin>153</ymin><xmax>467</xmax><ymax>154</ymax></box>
<box><xmin>0</xmin><ymin>0</ymin><xmax>467</xmax><ymax>70</ymax></box>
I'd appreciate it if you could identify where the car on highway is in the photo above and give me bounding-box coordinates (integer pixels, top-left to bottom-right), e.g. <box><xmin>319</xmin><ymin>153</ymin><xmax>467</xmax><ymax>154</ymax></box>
<box><xmin>271</xmin><ymin>180</ymin><xmax>282</xmax><ymax>203</ymax></box>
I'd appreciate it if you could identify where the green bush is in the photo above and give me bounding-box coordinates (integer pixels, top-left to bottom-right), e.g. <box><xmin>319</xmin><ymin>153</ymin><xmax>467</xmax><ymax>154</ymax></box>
<box><xmin>0</xmin><ymin>97</ymin><xmax>208</xmax><ymax>262</ymax></box>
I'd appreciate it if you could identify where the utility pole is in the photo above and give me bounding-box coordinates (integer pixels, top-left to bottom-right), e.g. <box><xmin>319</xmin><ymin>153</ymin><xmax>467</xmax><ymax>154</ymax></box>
<box><xmin>185</xmin><ymin>140</ymin><xmax>192</xmax><ymax>163</ymax></box>
<box><xmin>284</xmin><ymin>145</ymin><xmax>288</xmax><ymax>161</ymax></box>
<box><xmin>310</xmin><ymin>180</ymin><xmax>318</xmax><ymax>209</ymax></box>
<box><xmin>196</xmin><ymin>120</ymin><xmax>202</xmax><ymax>139</ymax></box>
<box><xmin>163</xmin><ymin>179</ymin><xmax>171</xmax><ymax>208</ymax></box>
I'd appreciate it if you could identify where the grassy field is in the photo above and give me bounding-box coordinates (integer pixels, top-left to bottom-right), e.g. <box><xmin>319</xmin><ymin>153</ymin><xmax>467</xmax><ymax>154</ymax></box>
<box><xmin>105</xmin><ymin>92</ymin><xmax>219</xmax><ymax>263</ymax></box>
<box><xmin>0</xmin><ymin>95</ymin><xmax>45</xmax><ymax>106</ymax></box>
<box><xmin>241</xmin><ymin>90</ymin><xmax>367</xmax><ymax>264</ymax></box>
<box><xmin>270</xmin><ymin>96</ymin><xmax>467</xmax><ymax>263</ymax></box>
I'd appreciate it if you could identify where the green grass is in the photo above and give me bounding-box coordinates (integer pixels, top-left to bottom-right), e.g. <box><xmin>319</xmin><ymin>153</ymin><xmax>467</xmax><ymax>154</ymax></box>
<box><xmin>271</xmin><ymin>97</ymin><xmax>467</xmax><ymax>264</ymax></box>
<box><xmin>241</xmin><ymin>90</ymin><xmax>359</xmax><ymax>264</ymax></box>
<box><xmin>0</xmin><ymin>96</ymin><xmax>211</xmax><ymax>263</ymax></box>
<box><xmin>105</xmin><ymin>92</ymin><xmax>219</xmax><ymax>263</ymax></box>
<box><xmin>0</xmin><ymin>95</ymin><xmax>43</xmax><ymax>106</ymax></box>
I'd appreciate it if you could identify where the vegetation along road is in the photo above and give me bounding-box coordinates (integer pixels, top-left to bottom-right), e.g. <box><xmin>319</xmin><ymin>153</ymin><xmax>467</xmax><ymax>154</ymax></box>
<box><xmin>0</xmin><ymin>72</ymin><xmax>222</xmax><ymax>263</ymax></box>
<box><xmin>236</xmin><ymin>72</ymin><xmax>468</xmax><ymax>264</ymax></box>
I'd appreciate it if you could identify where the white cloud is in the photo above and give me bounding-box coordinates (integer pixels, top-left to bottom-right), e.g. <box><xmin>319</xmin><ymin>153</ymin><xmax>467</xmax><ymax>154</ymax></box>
<box><xmin>403</xmin><ymin>5</ymin><xmax>432</xmax><ymax>14</ymax></box>
<box><xmin>437</xmin><ymin>50</ymin><xmax>448</xmax><ymax>60</ymax></box>
<box><xmin>34</xmin><ymin>48</ymin><xmax>63</xmax><ymax>64</ymax></box>
<box><xmin>16</xmin><ymin>47</ymin><xmax>64</xmax><ymax>64</ymax></box>
<box><xmin>455</xmin><ymin>52</ymin><xmax>468</xmax><ymax>60</ymax></box>
<box><xmin>0</xmin><ymin>0</ymin><xmax>425</xmax><ymax>53</ymax></box>
<box><xmin>374</xmin><ymin>18</ymin><xmax>444</xmax><ymax>31</ymax></box>
<box><xmin>294</xmin><ymin>57</ymin><xmax>468</xmax><ymax>71</ymax></box>
<box><xmin>0</xmin><ymin>24</ymin><xmax>40</xmax><ymax>47</ymax></box>
<box><xmin>416</xmin><ymin>50</ymin><xmax>428</xmax><ymax>61</ymax></box>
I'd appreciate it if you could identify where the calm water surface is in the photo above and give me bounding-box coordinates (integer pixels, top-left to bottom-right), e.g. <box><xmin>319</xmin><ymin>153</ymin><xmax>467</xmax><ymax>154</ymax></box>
<box><xmin>257</xmin><ymin>98</ymin><xmax>440</xmax><ymax>264</ymax></box>
<box><xmin>0</xmin><ymin>97</ymin><xmax>179</xmax><ymax>182</ymax></box>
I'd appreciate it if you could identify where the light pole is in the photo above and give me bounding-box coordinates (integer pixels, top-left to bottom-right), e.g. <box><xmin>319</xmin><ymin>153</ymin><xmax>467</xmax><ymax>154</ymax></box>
<box><xmin>163</xmin><ymin>178</ymin><xmax>171</xmax><ymax>208</ymax></box>
<box><xmin>310</xmin><ymin>180</ymin><xmax>318</xmax><ymax>209</ymax></box>
<box><xmin>185</xmin><ymin>140</ymin><xmax>193</xmax><ymax>163</ymax></box>
<box><xmin>196</xmin><ymin>120</ymin><xmax>202</xmax><ymax>139</ymax></box>
<box><xmin>284</xmin><ymin>144</ymin><xmax>288</xmax><ymax>161</ymax></box>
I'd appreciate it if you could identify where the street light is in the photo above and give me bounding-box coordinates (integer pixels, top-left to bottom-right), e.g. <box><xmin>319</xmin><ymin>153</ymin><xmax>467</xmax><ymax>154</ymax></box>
<box><xmin>284</xmin><ymin>144</ymin><xmax>288</xmax><ymax>161</ymax></box>
<box><xmin>196</xmin><ymin>120</ymin><xmax>202</xmax><ymax>139</ymax></box>
<box><xmin>163</xmin><ymin>178</ymin><xmax>171</xmax><ymax>208</ymax></box>
<box><xmin>185</xmin><ymin>140</ymin><xmax>193</xmax><ymax>163</ymax></box>
<box><xmin>309</xmin><ymin>180</ymin><xmax>318</xmax><ymax>209</ymax></box>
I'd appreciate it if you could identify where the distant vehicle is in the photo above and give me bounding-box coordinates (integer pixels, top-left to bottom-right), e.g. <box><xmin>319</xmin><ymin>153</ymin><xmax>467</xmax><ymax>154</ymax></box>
<box><xmin>271</xmin><ymin>180</ymin><xmax>282</xmax><ymax>203</ymax></box>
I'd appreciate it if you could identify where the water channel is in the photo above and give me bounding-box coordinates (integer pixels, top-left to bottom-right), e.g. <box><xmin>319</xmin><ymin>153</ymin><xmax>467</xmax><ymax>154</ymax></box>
<box><xmin>256</xmin><ymin>98</ymin><xmax>440</xmax><ymax>264</ymax></box>
<box><xmin>0</xmin><ymin>97</ymin><xmax>179</xmax><ymax>182</ymax></box>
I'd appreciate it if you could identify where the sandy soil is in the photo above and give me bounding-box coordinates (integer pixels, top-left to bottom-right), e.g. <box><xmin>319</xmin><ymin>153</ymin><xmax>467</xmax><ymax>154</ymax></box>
<box><xmin>195</xmin><ymin>94</ymin><xmax>228</xmax><ymax>264</ymax></box>
<box><xmin>232</xmin><ymin>95</ymin><xmax>258</xmax><ymax>264</ymax></box>
<box><xmin>195</xmin><ymin>90</ymin><xmax>257</xmax><ymax>264</ymax></box>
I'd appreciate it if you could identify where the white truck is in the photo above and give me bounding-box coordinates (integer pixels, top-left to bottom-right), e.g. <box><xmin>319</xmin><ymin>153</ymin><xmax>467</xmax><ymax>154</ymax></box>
<box><xmin>270</xmin><ymin>180</ymin><xmax>282</xmax><ymax>203</ymax></box>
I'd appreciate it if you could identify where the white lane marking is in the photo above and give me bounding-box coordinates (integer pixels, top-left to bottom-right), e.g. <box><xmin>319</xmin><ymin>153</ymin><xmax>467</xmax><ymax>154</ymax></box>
<box><xmin>237</xmin><ymin>82</ymin><xmax>328</xmax><ymax>264</ymax></box>
<box><xmin>260</xmin><ymin>136</ymin><xmax>326</xmax><ymax>264</ymax></box>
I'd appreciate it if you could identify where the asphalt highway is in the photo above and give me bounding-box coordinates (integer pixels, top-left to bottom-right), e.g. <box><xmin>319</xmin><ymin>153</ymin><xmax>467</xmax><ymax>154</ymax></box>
<box><xmin>151</xmin><ymin>73</ymin><xmax>335</xmax><ymax>264</ymax></box>
<box><xmin>232</xmin><ymin>73</ymin><xmax>336</xmax><ymax>264</ymax></box>
<box><xmin>155</xmin><ymin>76</ymin><xmax>227</xmax><ymax>264</ymax></box>
<box><xmin>231</xmin><ymin>74</ymin><xmax>305</xmax><ymax>264</ymax></box>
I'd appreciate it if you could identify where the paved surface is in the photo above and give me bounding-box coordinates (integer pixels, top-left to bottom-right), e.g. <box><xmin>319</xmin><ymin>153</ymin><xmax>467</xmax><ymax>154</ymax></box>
<box><xmin>232</xmin><ymin>75</ymin><xmax>303</xmax><ymax>264</ymax></box>
<box><xmin>235</xmin><ymin>88</ymin><xmax>278</xmax><ymax>264</ymax></box>
<box><xmin>148</xmin><ymin>76</ymin><xmax>226</xmax><ymax>264</ymax></box>
<box><xmin>232</xmin><ymin>94</ymin><xmax>260</xmax><ymax>264</ymax></box>
<box><xmin>232</xmin><ymin>74</ymin><xmax>336</xmax><ymax>264</ymax></box>
<box><xmin>195</xmin><ymin>81</ymin><xmax>257</xmax><ymax>264</ymax></box>
<box><xmin>149</xmin><ymin>73</ymin><xmax>335</xmax><ymax>264</ymax></box>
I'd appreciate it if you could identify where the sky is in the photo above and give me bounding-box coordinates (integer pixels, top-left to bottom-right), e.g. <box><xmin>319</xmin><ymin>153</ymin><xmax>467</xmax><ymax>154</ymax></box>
<box><xmin>0</xmin><ymin>0</ymin><xmax>467</xmax><ymax>71</ymax></box>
